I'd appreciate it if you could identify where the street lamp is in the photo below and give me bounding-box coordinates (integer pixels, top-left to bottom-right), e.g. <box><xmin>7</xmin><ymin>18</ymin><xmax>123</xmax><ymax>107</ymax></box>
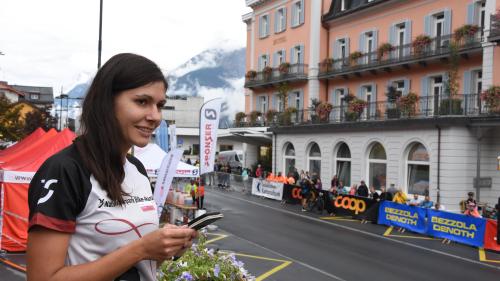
<box><xmin>58</xmin><ymin>94</ymin><xmax>68</xmax><ymax>131</ymax></box>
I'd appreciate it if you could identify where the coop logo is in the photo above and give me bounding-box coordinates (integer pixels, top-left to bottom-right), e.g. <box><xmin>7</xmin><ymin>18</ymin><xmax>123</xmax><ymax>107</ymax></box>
<box><xmin>334</xmin><ymin>195</ymin><xmax>366</xmax><ymax>214</ymax></box>
<box><xmin>204</xmin><ymin>109</ymin><xmax>217</xmax><ymax>120</ymax></box>
<box><xmin>291</xmin><ymin>187</ymin><xmax>303</xmax><ymax>199</ymax></box>
<box><xmin>37</xmin><ymin>179</ymin><xmax>58</xmax><ymax>205</ymax></box>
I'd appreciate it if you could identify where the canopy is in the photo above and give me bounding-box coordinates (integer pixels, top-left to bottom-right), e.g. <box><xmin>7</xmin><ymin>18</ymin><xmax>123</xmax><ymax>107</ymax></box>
<box><xmin>0</xmin><ymin>127</ymin><xmax>45</xmax><ymax>157</ymax></box>
<box><xmin>0</xmin><ymin>128</ymin><xmax>58</xmax><ymax>166</ymax></box>
<box><xmin>134</xmin><ymin>143</ymin><xmax>199</xmax><ymax>178</ymax></box>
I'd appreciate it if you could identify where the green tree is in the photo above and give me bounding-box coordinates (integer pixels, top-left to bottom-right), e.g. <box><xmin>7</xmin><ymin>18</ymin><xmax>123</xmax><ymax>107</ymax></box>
<box><xmin>0</xmin><ymin>95</ymin><xmax>23</xmax><ymax>141</ymax></box>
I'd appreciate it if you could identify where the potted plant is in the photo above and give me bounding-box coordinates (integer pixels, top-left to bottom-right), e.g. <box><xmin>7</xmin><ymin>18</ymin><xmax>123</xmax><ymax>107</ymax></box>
<box><xmin>385</xmin><ymin>85</ymin><xmax>402</xmax><ymax>118</ymax></box>
<box><xmin>345</xmin><ymin>97</ymin><xmax>366</xmax><ymax>121</ymax></box>
<box><xmin>316</xmin><ymin>101</ymin><xmax>333</xmax><ymax>122</ymax></box>
<box><xmin>279</xmin><ymin>107</ymin><xmax>297</xmax><ymax>125</ymax></box>
<box><xmin>234</xmin><ymin>112</ymin><xmax>246</xmax><ymax>127</ymax></box>
<box><xmin>322</xmin><ymin>58</ymin><xmax>335</xmax><ymax>71</ymax></box>
<box><xmin>262</xmin><ymin>66</ymin><xmax>273</xmax><ymax>80</ymax></box>
<box><xmin>377</xmin><ymin>43</ymin><xmax>395</xmax><ymax>59</ymax></box>
<box><xmin>453</xmin><ymin>24</ymin><xmax>479</xmax><ymax>42</ymax></box>
<box><xmin>245</xmin><ymin>70</ymin><xmax>257</xmax><ymax>80</ymax></box>
<box><xmin>278</xmin><ymin>62</ymin><xmax>290</xmax><ymax>74</ymax></box>
<box><xmin>399</xmin><ymin>92</ymin><xmax>419</xmax><ymax>117</ymax></box>
<box><xmin>440</xmin><ymin>43</ymin><xmax>463</xmax><ymax>115</ymax></box>
<box><xmin>160</xmin><ymin>232</ymin><xmax>255</xmax><ymax>281</ymax></box>
<box><xmin>265</xmin><ymin>109</ymin><xmax>277</xmax><ymax>124</ymax></box>
<box><xmin>481</xmin><ymin>86</ymin><xmax>500</xmax><ymax>114</ymax></box>
<box><xmin>349</xmin><ymin>51</ymin><xmax>363</xmax><ymax>65</ymax></box>
<box><xmin>249</xmin><ymin>110</ymin><xmax>262</xmax><ymax>126</ymax></box>
<box><xmin>412</xmin><ymin>35</ymin><xmax>432</xmax><ymax>55</ymax></box>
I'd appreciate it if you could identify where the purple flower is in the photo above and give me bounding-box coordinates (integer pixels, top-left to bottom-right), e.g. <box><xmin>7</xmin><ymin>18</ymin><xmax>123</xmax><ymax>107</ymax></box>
<box><xmin>176</xmin><ymin>271</ymin><xmax>193</xmax><ymax>281</ymax></box>
<box><xmin>214</xmin><ymin>264</ymin><xmax>220</xmax><ymax>277</ymax></box>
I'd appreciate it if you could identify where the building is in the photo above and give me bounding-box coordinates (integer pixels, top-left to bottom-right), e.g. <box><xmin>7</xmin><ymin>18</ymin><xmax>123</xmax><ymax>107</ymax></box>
<box><xmin>0</xmin><ymin>81</ymin><xmax>25</xmax><ymax>103</ymax></box>
<box><xmin>242</xmin><ymin>0</ymin><xmax>500</xmax><ymax>211</ymax></box>
<box><xmin>11</xmin><ymin>84</ymin><xmax>54</xmax><ymax>110</ymax></box>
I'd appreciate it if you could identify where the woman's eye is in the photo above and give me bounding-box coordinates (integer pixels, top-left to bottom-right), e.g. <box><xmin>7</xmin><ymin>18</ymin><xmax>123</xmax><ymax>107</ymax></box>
<box><xmin>136</xmin><ymin>99</ymin><xmax>147</xmax><ymax>106</ymax></box>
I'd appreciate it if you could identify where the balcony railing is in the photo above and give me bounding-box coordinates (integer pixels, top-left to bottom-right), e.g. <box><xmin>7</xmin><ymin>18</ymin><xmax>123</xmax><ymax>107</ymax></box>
<box><xmin>489</xmin><ymin>12</ymin><xmax>500</xmax><ymax>42</ymax></box>
<box><xmin>244</xmin><ymin>63</ymin><xmax>308</xmax><ymax>88</ymax></box>
<box><xmin>230</xmin><ymin>94</ymin><xmax>500</xmax><ymax>128</ymax></box>
<box><xmin>319</xmin><ymin>34</ymin><xmax>482</xmax><ymax>79</ymax></box>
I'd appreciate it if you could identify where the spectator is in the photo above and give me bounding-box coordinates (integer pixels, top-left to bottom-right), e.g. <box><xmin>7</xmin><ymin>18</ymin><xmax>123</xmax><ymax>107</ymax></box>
<box><xmin>392</xmin><ymin>189</ymin><xmax>408</xmax><ymax>204</ymax></box>
<box><xmin>266</xmin><ymin>172</ymin><xmax>275</xmax><ymax>181</ymax></box>
<box><xmin>287</xmin><ymin>172</ymin><xmax>296</xmax><ymax>185</ymax></box>
<box><xmin>300</xmin><ymin>179</ymin><xmax>312</xmax><ymax>212</ymax></box>
<box><xmin>190</xmin><ymin>180</ymin><xmax>198</xmax><ymax>207</ymax></box>
<box><xmin>349</xmin><ymin>184</ymin><xmax>357</xmax><ymax>196</ymax></box>
<box><xmin>379</xmin><ymin>186</ymin><xmax>393</xmax><ymax>201</ymax></box>
<box><xmin>276</xmin><ymin>172</ymin><xmax>287</xmax><ymax>183</ymax></box>
<box><xmin>299</xmin><ymin>170</ymin><xmax>306</xmax><ymax>180</ymax></box>
<box><xmin>255</xmin><ymin>164</ymin><xmax>263</xmax><ymax>179</ymax></box>
<box><xmin>432</xmin><ymin>202</ymin><xmax>446</xmax><ymax>211</ymax></box>
<box><xmin>184</xmin><ymin>180</ymin><xmax>194</xmax><ymax>194</ymax></box>
<box><xmin>408</xmin><ymin>194</ymin><xmax>421</xmax><ymax>206</ymax></box>
<box><xmin>419</xmin><ymin>195</ymin><xmax>434</xmax><ymax>208</ymax></box>
<box><xmin>186</xmin><ymin>158</ymin><xmax>192</xmax><ymax>165</ymax></box>
<box><xmin>197</xmin><ymin>179</ymin><xmax>205</xmax><ymax>209</ymax></box>
<box><xmin>357</xmin><ymin>180</ymin><xmax>369</xmax><ymax>197</ymax></box>
<box><xmin>464</xmin><ymin>201</ymin><xmax>482</xmax><ymax>218</ymax></box>
<box><xmin>305</xmin><ymin>171</ymin><xmax>311</xmax><ymax>180</ymax></box>
<box><xmin>331</xmin><ymin>175</ymin><xmax>339</xmax><ymax>189</ymax></box>
<box><xmin>369</xmin><ymin>186</ymin><xmax>380</xmax><ymax>201</ymax></box>
<box><xmin>292</xmin><ymin>168</ymin><xmax>300</xmax><ymax>182</ymax></box>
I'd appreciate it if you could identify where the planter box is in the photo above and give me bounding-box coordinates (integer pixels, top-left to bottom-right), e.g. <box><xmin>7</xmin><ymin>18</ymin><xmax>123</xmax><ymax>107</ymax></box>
<box><xmin>439</xmin><ymin>99</ymin><xmax>463</xmax><ymax>115</ymax></box>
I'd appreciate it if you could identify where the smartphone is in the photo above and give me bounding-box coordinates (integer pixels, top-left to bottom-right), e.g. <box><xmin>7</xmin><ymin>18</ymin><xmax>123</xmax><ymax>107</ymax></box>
<box><xmin>188</xmin><ymin>212</ymin><xmax>224</xmax><ymax>230</ymax></box>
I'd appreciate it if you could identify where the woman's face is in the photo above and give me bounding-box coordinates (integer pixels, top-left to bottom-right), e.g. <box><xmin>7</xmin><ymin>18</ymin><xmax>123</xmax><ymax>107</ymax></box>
<box><xmin>114</xmin><ymin>81</ymin><xmax>166</xmax><ymax>150</ymax></box>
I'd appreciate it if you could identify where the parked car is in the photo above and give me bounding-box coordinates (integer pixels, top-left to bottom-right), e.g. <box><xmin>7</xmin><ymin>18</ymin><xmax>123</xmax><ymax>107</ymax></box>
<box><xmin>217</xmin><ymin>150</ymin><xmax>244</xmax><ymax>173</ymax></box>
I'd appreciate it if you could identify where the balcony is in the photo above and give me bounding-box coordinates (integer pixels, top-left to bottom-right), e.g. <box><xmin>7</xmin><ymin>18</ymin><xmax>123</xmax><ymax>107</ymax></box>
<box><xmin>318</xmin><ymin>34</ymin><xmax>482</xmax><ymax>80</ymax></box>
<box><xmin>489</xmin><ymin>12</ymin><xmax>500</xmax><ymax>43</ymax></box>
<box><xmin>244</xmin><ymin>63</ymin><xmax>308</xmax><ymax>89</ymax></box>
<box><xmin>230</xmin><ymin>94</ymin><xmax>500</xmax><ymax>128</ymax></box>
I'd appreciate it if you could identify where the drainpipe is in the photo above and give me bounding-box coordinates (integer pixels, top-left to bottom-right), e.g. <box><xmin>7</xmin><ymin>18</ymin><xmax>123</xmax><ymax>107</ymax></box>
<box><xmin>436</xmin><ymin>125</ymin><xmax>441</xmax><ymax>204</ymax></box>
<box><xmin>273</xmin><ymin>132</ymin><xmax>277</xmax><ymax>173</ymax></box>
<box><xmin>475</xmin><ymin>127</ymin><xmax>482</xmax><ymax>202</ymax></box>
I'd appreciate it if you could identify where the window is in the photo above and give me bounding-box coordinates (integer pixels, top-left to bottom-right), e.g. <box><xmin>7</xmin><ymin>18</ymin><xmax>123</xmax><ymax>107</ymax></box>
<box><xmin>368</xmin><ymin>143</ymin><xmax>387</xmax><ymax>190</ymax></box>
<box><xmin>258</xmin><ymin>95</ymin><xmax>268</xmax><ymax>113</ymax></box>
<box><xmin>473</xmin><ymin>70</ymin><xmax>482</xmax><ymax>94</ymax></box>
<box><xmin>259</xmin><ymin>54</ymin><xmax>269</xmax><ymax>71</ymax></box>
<box><xmin>308</xmin><ymin>142</ymin><xmax>321</xmax><ymax>177</ymax></box>
<box><xmin>220</xmin><ymin>145</ymin><xmax>233</xmax><ymax>152</ymax></box>
<box><xmin>193</xmin><ymin>144</ymin><xmax>200</xmax><ymax>155</ymax></box>
<box><xmin>393</xmin><ymin>80</ymin><xmax>405</xmax><ymax>96</ymax></box>
<box><xmin>275</xmin><ymin>94</ymin><xmax>284</xmax><ymax>111</ymax></box>
<box><xmin>275</xmin><ymin>7</ymin><xmax>287</xmax><ymax>33</ymax></box>
<box><xmin>407</xmin><ymin>143</ymin><xmax>429</xmax><ymax>195</ymax></box>
<box><xmin>336</xmin><ymin>143</ymin><xmax>351</xmax><ymax>187</ymax></box>
<box><xmin>479</xmin><ymin>1</ymin><xmax>486</xmax><ymax>30</ymax></box>
<box><xmin>292</xmin><ymin>91</ymin><xmax>301</xmax><ymax>109</ymax></box>
<box><xmin>292</xmin><ymin>0</ymin><xmax>304</xmax><ymax>27</ymax></box>
<box><xmin>341</xmin><ymin>0</ymin><xmax>347</xmax><ymax>11</ymax></box>
<box><xmin>30</xmin><ymin>93</ymin><xmax>40</xmax><ymax>100</ymax></box>
<box><xmin>292</xmin><ymin>45</ymin><xmax>303</xmax><ymax>64</ymax></box>
<box><xmin>339</xmin><ymin>39</ymin><xmax>347</xmax><ymax>59</ymax></box>
<box><xmin>283</xmin><ymin>143</ymin><xmax>296</xmax><ymax>176</ymax></box>
<box><xmin>259</xmin><ymin>14</ymin><xmax>269</xmax><ymax>38</ymax></box>
<box><xmin>434</xmin><ymin>13</ymin><xmax>444</xmax><ymax>37</ymax></box>
<box><xmin>275</xmin><ymin>50</ymin><xmax>285</xmax><ymax>66</ymax></box>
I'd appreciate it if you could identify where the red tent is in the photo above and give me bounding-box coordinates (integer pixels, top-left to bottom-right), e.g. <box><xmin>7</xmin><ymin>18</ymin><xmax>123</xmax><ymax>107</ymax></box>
<box><xmin>0</xmin><ymin>128</ymin><xmax>46</xmax><ymax>157</ymax></box>
<box><xmin>0</xmin><ymin>128</ymin><xmax>76</xmax><ymax>251</ymax></box>
<box><xmin>0</xmin><ymin>128</ymin><xmax>58</xmax><ymax>167</ymax></box>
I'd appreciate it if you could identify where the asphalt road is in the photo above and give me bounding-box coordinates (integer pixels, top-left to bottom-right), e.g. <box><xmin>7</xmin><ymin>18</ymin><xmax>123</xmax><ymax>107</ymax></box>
<box><xmin>204</xmin><ymin>187</ymin><xmax>500</xmax><ymax>281</ymax></box>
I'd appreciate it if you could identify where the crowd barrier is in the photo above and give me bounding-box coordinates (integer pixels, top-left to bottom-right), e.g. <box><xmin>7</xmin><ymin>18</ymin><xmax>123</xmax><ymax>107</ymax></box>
<box><xmin>211</xmin><ymin>176</ymin><xmax>499</xmax><ymax>252</ymax></box>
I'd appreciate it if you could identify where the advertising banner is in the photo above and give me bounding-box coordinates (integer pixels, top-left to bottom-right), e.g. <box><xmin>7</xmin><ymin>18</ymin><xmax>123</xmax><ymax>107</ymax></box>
<box><xmin>282</xmin><ymin>184</ymin><xmax>302</xmax><ymax>204</ymax></box>
<box><xmin>332</xmin><ymin>195</ymin><xmax>376</xmax><ymax>218</ymax></box>
<box><xmin>199</xmin><ymin>98</ymin><xmax>222</xmax><ymax>175</ymax></box>
<box><xmin>251</xmin><ymin>178</ymin><xmax>283</xmax><ymax>201</ymax></box>
<box><xmin>484</xmin><ymin>219</ymin><xmax>500</xmax><ymax>251</ymax></box>
<box><xmin>427</xmin><ymin>209</ymin><xmax>486</xmax><ymax>247</ymax></box>
<box><xmin>378</xmin><ymin>201</ymin><xmax>427</xmax><ymax>234</ymax></box>
<box><xmin>153</xmin><ymin>148</ymin><xmax>183</xmax><ymax>218</ymax></box>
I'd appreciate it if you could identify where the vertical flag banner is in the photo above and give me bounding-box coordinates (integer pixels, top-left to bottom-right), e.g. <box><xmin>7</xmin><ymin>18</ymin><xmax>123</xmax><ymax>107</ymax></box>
<box><xmin>199</xmin><ymin>98</ymin><xmax>222</xmax><ymax>175</ymax></box>
<box><xmin>155</xmin><ymin>120</ymin><xmax>169</xmax><ymax>152</ymax></box>
<box><xmin>153</xmin><ymin>148</ymin><xmax>183</xmax><ymax>218</ymax></box>
<box><xmin>169</xmin><ymin>124</ymin><xmax>177</xmax><ymax>150</ymax></box>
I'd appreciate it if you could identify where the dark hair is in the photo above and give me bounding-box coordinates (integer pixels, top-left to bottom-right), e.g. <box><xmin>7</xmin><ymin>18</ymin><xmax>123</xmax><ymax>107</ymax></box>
<box><xmin>76</xmin><ymin>53</ymin><xmax>168</xmax><ymax>205</ymax></box>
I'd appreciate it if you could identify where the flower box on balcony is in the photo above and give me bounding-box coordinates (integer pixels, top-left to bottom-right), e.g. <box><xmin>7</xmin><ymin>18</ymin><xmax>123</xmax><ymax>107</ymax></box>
<box><xmin>377</xmin><ymin>43</ymin><xmax>395</xmax><ymax>59</ymax></box>
<box><xmin>412</xmin><ymin>35</ymin><xmax>432</xmax><ymax>55</ymax></box>
<box><xmin>265</xmin><ymin>109</ymin><xmax>277</xmax><ymax>124</ymax></box>
<box><xmin>262</xmin><ymin>66</ymin><xmax>273</xmax><ymax>80</ymax></box>
<box><xmin>454</xmin><ymin>24</ymin><xmax>479</xmax><ymax>42</ymax></box>
<box><xmin>235</xmin><ymin>112</ymin><xmax>246</xmax><ymax>127</ymax></box>
<box><xmin>249</xmin><ymin>110</ymin><xmax>262</xmax><ymax>126</ymax></box>
<box><xmin>439</xmin><ymin>98</ymin><xmax>463</xmax><ymax>115</ymax></box>
<box><xmin>279</xmin><ymin>107</ymin><xmax>297</xmax><ymax>125</ymax></box>
<box><xmin>322</xmin><ymin>58</ymin><xmax>334</xmax><ymax>71</ymax></box>
<box><xmin>399</xmin><ymin>92</ymin><xmax>419</xmax><ymax>117</ymax></box>
<box><xmin>245</xmin><ymin>70</ymin><xmax>257</xmax><ymax>79</ymax></box>
<box><xmin>349</xmin><ymin>51</ymin><xmax>363</xmax><ymax>65</ymax></box>
<box><xmin>345</xmin><ymin>111</ymin><xmax>361</xmax><ymax>121</ymax></box>
<box><xmin>278</xmin><ymin>62</ymin><xmax>290</xmax><ymax>74</ymax></box>
<box><xmin>315</xmin><ymin>102</ymin><xmax>333</xmax><ymax>122</ymax></box>
<box><xmin>481</xmin><ymin>86</ymin><xmax>500</xmax><ymax>114</ymax></box>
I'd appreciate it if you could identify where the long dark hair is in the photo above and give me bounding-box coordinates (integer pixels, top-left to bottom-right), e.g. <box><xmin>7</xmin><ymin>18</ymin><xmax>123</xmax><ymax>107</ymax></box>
<box><xmin>76</xmin><ymin>53</ymin><xmax>167</xmax><ymax>204</ymax></box>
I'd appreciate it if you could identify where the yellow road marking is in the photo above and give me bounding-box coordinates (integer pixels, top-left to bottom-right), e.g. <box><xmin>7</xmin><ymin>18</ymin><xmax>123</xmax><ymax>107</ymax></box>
<box><xmin>320</xmin><ymin>216</ymin><xmax>358</xmax><ymax>222</ymax></box>
<box><xmin>478</xmin><ymin>248</ymin><xmax>500</xmax><ymax>264</ymax></box>
<box><xmin>205</xmin><ymin>233</ymin><xmax>228</xmax><ymax>244</ymax></box>
<box><xmin>383</xmin><ymin>226</ymin><xmax>438</xmax><ymax>240</ymax></box>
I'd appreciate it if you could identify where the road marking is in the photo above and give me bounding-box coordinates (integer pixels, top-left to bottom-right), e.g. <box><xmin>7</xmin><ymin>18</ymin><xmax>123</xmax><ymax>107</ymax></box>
<box><xmin>383</xmin><ymin>226</ymin><xmax>440</xmax><ymax>240</ymax></box>
<box><xmin>479</xmin><ymin>248</ymin><xmax>500</xmax><ymax>264</ymax></box>
<box><xmin>205</xmin><ymin>233</ymin><xmax>228</xmax><ymax>244</ymax></box>
<box><xmin>223</xmin><ymin>229</ymin><xmax>347</xmax><ymax>281</ymax></box>
<box><xmin>320</xmin><ymin>216</ymin><xmax>358</xmax><ymax>222</ymax></box>
<box><xmin>212</xmin><ymin>191</ymin><xmax>500</xmax><ymax>271</ymax></box>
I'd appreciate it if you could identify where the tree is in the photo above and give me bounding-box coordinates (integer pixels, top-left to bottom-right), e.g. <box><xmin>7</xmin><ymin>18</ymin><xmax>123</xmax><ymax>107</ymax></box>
<box><xmin>23</xmin><ymin>109</ymin><xmax>50</xmax><ymax>136</ymax></box>
<box><xmin>277</xmin><ymin>82</ymin><xmax>291</xmax><ymax>112</ymax></box>
<box><xmin>0</xmin><ymin>95</ymin><xmax>23</xmax><ymax>141</ymax></box>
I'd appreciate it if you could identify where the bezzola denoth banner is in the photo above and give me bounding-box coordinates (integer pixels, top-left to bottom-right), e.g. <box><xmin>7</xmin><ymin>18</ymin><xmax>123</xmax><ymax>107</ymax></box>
<box><xmin>199</xmin><ymin>98</ymin><xmax>222</xmax><ymax>175</ymax></box>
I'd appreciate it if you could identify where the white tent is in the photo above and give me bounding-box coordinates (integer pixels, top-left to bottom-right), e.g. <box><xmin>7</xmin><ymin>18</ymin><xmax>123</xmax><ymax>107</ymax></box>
<box><xmin>134</xmin><ymin>143</ymin><xmax>199</xmax><ymax>178</ymax></box>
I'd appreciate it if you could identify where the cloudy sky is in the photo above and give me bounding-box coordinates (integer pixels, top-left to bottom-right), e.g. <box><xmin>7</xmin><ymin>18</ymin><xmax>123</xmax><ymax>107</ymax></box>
<box><xmin>0</xmin><ymin>0</ymin><xmax>251</xmax><ymax>95</ymax></box>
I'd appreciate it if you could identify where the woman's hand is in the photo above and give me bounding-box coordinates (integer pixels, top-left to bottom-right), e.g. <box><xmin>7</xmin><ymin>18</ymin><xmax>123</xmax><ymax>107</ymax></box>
<box><xmin>138</xmin><ymin>224</ymin><xmax>197</xmax><ymax>261</ymax></box>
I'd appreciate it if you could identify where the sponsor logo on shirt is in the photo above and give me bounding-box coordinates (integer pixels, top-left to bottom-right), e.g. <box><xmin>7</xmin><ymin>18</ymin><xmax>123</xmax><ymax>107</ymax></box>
<box><xmin>37</xmin><ymin>179</ymin><xmax>58</xmax><ymax>205</ymax></box>
<box><xmin>98</xmin><ymin>195</ymin><xmax>154</xmax><ymax>208</ymax></box>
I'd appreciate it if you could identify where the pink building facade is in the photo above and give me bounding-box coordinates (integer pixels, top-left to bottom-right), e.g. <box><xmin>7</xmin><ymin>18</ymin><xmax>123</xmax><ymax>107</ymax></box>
<box><xmin>242</xmin><ymin>0</ymin><xmax>500</xmax><ymax>211</ymax></box>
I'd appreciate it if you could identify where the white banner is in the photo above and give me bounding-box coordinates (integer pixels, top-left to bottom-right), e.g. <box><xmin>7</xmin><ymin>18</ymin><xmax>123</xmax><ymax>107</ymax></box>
<box><xmin>251</xmin><ymin>178</ymin><xmax>284</xmax><ymax>201</ymax></box>
<box><xmin>153</xmin><ymin>148</ymin><xmax>183</xmax><ymax>218</ymax></box>
<box><xmin>0</xmin><ymin>170</ymin><xmax>35</xmax><ymax>184</ymax></box>
<box><xmin>169</xmin><ymin>124</ymin><xmax>177</xmax><ymax>150</ymax></box>
<box><xmin>199</xmin><ymin>98</ymin><xmax>222</xmax><ymax>175</ymax></box>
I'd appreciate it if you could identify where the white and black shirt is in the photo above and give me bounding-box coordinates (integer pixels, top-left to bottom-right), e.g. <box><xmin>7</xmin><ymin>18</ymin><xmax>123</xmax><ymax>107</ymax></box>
<box><xmin>28</xmin><ymin>144</ymin><xmax>158</xmax><ymax>281</ymax></box>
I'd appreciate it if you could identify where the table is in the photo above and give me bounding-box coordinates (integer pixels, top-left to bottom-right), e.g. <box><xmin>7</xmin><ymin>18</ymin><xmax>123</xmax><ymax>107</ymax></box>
<box><xmin>166</xmin><ymin>202</ymin><xmax>198</xmax><ymax>224</ymax></box>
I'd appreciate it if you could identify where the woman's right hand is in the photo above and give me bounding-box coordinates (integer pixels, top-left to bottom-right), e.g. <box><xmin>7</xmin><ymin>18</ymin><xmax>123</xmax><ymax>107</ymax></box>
<box><xmin>138</xmin><ymin>224</ymin><xmax>197</xmax><ymax>261</ymax></box>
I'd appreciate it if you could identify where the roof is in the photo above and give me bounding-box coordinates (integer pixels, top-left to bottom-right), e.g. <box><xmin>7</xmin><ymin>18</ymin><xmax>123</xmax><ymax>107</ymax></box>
<box><xmin>0</xmin><ymin>82</ymin><xmax>25</xmax><ymax>97</ymax></box>
<box><xmin>322</xmin><ymin>0</ymin><xmax>390</xmax><ymax>23</ymax></box>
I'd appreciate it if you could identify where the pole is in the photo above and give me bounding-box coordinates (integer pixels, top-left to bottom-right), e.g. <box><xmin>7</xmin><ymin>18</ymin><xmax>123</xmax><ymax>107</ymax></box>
<box><xmin>475</xmin><ymin>128</ymin><xmax>481</xmax><ymax>202</ymax></box>
<box><xmin>59</xmin><ymin>97</ymin><xmax>63</xmax><ymax>131</ymax></box>
<box><xmin>97</xmin><ymin>0</ymin><xmax>103</xmax><ymax>69</ymax></box>
<box><xmin>497</xmin><ymin>197</ymin><xmax>499</xmax><ymax>245</ymax></box>
<box><xmin>65</xmin><ymin>97</ymin><xmax>69</xmax><ymax>128</ymax></box>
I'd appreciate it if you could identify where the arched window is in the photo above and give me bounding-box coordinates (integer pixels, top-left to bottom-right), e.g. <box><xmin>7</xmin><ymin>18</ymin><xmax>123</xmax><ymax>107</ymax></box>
<box><xmin>407</xmin><ymin>143</ymin><xmax>430</xmax><ymax>195</ymax></box>
<box><xmin>335</xmin><ymin>143</ymin><xmax>351</xmax><ymax>187</ymax></box>
<box><xmin>368</xmin><ymin>143</ymin><xmax>387</xmax><ymax>190</ymax></box>
<box><xmin>308</xmin><ymin>142</ymin><xmax>321</xmax><ymax>177</ymax></box>
<box><xmin>283</xmin><ymin>143</ymin><xmax>296</xmax><ymax>176</ymax></box>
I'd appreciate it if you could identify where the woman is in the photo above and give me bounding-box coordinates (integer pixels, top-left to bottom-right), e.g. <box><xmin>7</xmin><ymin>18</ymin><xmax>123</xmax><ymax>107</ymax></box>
<box><xmin>330</xmin><ymin>175</ymin><xmax>339</xmax><ymax>190</ymax></box>
<box><xmin>27</xmin><ymin>54</ymin><xmax>196</xmax><ymax>281</ymax></box>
